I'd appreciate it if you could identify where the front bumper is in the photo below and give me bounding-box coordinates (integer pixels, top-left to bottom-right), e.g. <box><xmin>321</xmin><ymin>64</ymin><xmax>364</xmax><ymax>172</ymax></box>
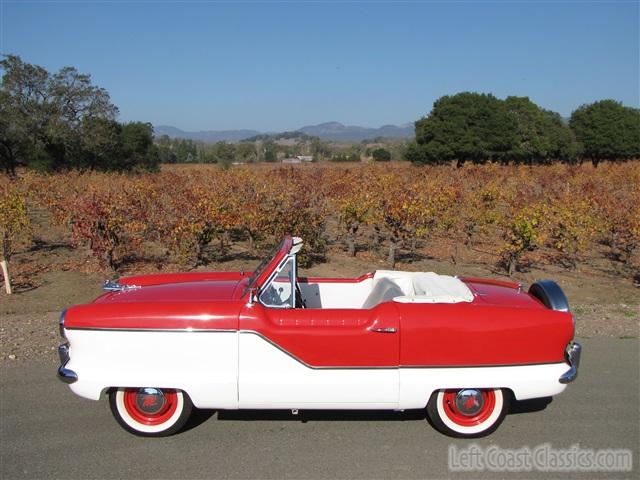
<box><xmin>57</xmin><ymin>343</ymin><xmax>77</xmax><ymax>384</ymax></box>
<box><xmin>559</xmin><ymin>342</ymin><xmax>581</xmax><ymax>384</ymax></box>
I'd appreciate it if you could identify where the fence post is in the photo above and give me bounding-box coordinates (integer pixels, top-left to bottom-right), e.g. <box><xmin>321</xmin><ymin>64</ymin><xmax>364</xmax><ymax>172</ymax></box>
<box><xmin>1</xmin><ymin>259</ymin><xmax>12</xmax><ymax>294</ymax></box>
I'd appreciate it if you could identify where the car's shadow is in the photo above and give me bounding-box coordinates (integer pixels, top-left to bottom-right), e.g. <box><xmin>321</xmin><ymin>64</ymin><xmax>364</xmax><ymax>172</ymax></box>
<box><xmin>216</xmin><ymin>409</ymin><xmax>427</xmax><ymax>422</ymax></box>
<box><xmin>183</xmin><ymin>396</ymin><xmax>552</xmax><ymax>430</ymax></box>
<box><xmin>509</xmin><ymin>396</ymin><xmax>553</xmax><ymax>414</ymax></box>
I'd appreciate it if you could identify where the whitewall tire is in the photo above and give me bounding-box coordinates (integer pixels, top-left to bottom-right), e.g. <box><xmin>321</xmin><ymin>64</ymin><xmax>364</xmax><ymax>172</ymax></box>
<box><xmin>426</xmin><ymin>388</ymin><xmax>508</xmax><ymax>438</ymax></box>
<box><xmin>109</xmin><ymin>387</ymin><xmax>193</xmax><ymax>437</ymax></box>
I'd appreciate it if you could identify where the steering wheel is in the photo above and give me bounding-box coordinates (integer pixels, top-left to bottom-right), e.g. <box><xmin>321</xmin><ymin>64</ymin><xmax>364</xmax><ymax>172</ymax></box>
<box><xmin>260</xmin><ymin>285</ymin><xmax>286</xmax><ymax>307</ymax></box>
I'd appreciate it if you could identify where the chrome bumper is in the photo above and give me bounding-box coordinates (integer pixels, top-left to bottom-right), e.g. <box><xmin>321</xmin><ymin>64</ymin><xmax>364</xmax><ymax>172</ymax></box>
<box><xmin>559</xmin><ymin>342</ymin><xmax>581</xmax><ymax>384</ymax></box>
<box><xmin>57</xmin><ymin>343</ymin><xmax>77</xmax><ymax>384</ymax></box>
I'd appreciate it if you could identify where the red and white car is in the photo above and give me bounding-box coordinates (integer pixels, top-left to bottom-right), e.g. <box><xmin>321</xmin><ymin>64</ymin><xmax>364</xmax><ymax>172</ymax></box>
<box><xmin>57</xmin><ymin>236</ymin><xmax>581</xmax><ymax>438</ymax></box>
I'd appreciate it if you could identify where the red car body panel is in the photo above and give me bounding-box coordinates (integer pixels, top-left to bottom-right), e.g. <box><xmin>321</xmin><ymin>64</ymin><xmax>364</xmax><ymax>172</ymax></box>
<box><xmin>399</xmin><ymin>302</ymin><xmax>573</xmax><ymax>366</ymax></box>
<box><xmin>240</xmin><ymin>302</ymin><xmax>400</xmax><ymax>367</ymax></box>
<box><xmin>65</xmin><ymin>301</ymin><xmax>241</xmax><ymax>331</ymax></box>
<box><xmin>95</xmin><ymin>279</ymin><xmax>244</xmax><ymax>304</ymax></box>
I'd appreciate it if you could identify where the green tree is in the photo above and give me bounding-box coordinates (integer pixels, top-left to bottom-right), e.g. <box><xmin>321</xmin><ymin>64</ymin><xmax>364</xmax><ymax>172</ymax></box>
<box><xmin>236</xmin><ymin>142</ymin><xmax>257</xmax><ymax>163</ymax></box>
<box><xmin>0</xmin><ymin>56</ymin><xmax>51</xmax><ymax>175</ymax></box>
<box><xmin>174</xmin><ymin>139</ymin><xmax>198</xmax><ymax>162</ymax></box>
<box><xmin>371</xmin><ymin>147</ymin><xmax>392</xmax><ymax>162</ymax></box>
<box><xmin>263</xmin><ymin>141</ymin><xmax>278</xmax><ymax>163</ymax></box>
<box><xmin>412</xmin><ymin>92</ymin><xmax>518</xmax><ymax>166</ymax></box>
<box><xmin>403</xmin><ymin>141</ymin><xmax>429</xmax><ymax>163</ymax></box>
<box><xmin>155</xmin><ymin>135</ymin><xmax>178</xmax><ymax>164</ymax></box>
<box><xmin>1</xmin><ymin>54</ymin><xmax>159</xmax><ymax>173</ymax></box>
<box><xmin>310</xmin><ymin>138</ymin><xmax>332</xmax><ymax>161</ymax></box>
<box><xmin>504</xmin><ymin>96</ymin><xmax>580</xmax><ymax>164</ymax></box>
<box><xmin>213</xmin><ymin>141</ymin><xmax>236</xmax><ymax>165</ymax></box>
<box><xmin>80</xmin><ymin>117</ymin><xmax>123</xmax><ymax>170</ymax></box>
<box><xmin>120</xmin><ymin>122</ymin><xmax>160</xmax><ymax>172</ymax></box>
<box><xmin>569</xmin><ymin>100</ymin><xmax>640</xmax><ymax>166</ymax></box>
<box><xmin>47</xmin><ymin>65</ymin><xmax>119</xmax><ymax>169</ymax></box>
<box><xmin>0</xmin><ymin>90</ymin><xmax>32</xmax><ymax>176</ymax></box>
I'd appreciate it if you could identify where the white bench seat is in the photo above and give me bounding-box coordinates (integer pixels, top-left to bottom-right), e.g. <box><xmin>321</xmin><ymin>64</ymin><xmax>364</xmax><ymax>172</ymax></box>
<box><xmin>362</xmin><ymin>271</ymin><xmax>474</xmax><ymax>308</ymax></box>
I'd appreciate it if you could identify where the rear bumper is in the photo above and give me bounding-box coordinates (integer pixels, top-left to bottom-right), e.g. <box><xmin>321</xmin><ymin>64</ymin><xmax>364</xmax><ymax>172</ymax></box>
<box><xmin>57</xmin><ymin>343</ymin><xmax>77</xmax><ymax>384</ymax></box>
<box><xmin>559</xmin><ymin>342</ymin><xmax>581</xmax><ymax>384</ymax></box>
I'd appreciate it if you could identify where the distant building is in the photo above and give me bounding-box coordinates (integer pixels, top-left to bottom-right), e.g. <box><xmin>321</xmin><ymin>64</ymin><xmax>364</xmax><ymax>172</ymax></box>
<box><xmin>281</xmin><ymin>155</ymin><xmax>313</xmax><ymax>164</ymax></box>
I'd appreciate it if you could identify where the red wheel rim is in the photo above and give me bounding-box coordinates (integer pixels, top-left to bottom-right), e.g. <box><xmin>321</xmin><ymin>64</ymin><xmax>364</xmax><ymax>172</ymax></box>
<box><xmin>441</xmin><ymin>389</ymin><xmax>496</xmax><ymax>427</ymax></box>
<box><xmin>123</xmin><ymin>388</ymin><xmax>179</xmax><ymax>426</ymax></box>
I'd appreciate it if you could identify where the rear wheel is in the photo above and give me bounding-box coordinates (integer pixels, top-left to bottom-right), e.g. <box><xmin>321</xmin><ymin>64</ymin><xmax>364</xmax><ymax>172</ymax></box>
<box><xmin>426</xmin><ymin>388</ymin><xmax>508</xmax><ymax>438</ymax></box>
<box><xmin>109</xmin><ymin>387</ymin><xmax>192</xmax><ymax>437</ymax></box>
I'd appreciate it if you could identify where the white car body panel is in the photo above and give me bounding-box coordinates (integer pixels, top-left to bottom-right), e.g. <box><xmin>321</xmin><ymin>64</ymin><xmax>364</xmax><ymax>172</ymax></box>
<box><xmin>66</xmin><ymin>329</ymin><xmax>238</xmax><ymax>409</ymax></box>
<box><xmin>238</xmin><ymin>331</ymin><xmax>398</xmax><ymax>408</ymax></box>
<box><xmin>398</xmin><ymin>363</ymin><xmax>567</xmax><ymax>408</ymax></box>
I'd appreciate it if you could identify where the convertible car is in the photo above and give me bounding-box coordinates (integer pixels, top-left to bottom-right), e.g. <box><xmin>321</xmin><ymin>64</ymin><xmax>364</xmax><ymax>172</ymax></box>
<box><xmin>57</xmin><ymin>236</ymin><xmax>581</xmax><ymax>438</ymax></box>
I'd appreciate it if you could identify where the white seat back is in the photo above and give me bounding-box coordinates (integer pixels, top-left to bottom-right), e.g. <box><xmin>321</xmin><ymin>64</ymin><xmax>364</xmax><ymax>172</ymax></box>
<box><xmin>361</xmin><ymin>278</ymin><xmax>405</xmax><ymax>309</ymax></box>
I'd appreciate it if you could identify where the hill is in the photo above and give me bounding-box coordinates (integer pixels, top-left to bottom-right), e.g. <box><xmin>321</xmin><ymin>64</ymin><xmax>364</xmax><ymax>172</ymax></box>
<box><xmin>297</xmin><ymin>122</ymin><xmax>414</xmax><ymax>141</ymax></box>
<box><xmin>155</xmin><ymin>122</ymin><xmax>414</xmax><ymax>143</ymax></box>
<box><xmin>154</xmin><ymin>126</ymin><xmax>261</xmax><ymax>143</ymax></box>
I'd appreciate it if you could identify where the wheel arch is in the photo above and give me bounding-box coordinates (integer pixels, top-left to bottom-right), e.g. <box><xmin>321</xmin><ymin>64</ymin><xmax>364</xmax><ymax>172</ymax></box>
<box><xmin>425</xmin><ymin>385</ymin><xmax>514</xmax><ymax>407</ymax></box>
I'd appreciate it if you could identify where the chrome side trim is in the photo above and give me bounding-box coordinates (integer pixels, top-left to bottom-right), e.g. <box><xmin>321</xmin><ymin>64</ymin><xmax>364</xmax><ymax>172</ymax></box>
<box><xmin>65</xmin><ymin>327</ymin><xmax>236</xmax><ymax>333</ymax></box>
<box><xmin>400</xmin><ymin>361</ymin><xmax>562</xmax><ymax>369</ymax></box>
<box><xmin>371</xmin><ymin>327</ymin><xmax>397</xmax><ymax>334</ymax></box>
<box><xmin>559</xmin><ymin>342</ymin><xmax>582</xmax><ymax>384</ymax></box>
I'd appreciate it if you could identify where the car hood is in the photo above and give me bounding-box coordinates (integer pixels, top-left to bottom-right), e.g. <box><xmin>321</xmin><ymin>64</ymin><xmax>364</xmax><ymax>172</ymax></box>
<box><xmin>94</xmin><ymin>279</ymin><xmax>246</xmax><ymax>303</ymax></box>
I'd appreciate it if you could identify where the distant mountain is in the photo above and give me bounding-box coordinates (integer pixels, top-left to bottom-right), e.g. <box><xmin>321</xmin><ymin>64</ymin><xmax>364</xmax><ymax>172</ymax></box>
<box><xmin>155</xmin><ymin>122</ymin><xmax>414</xmax><ymax>143</ymax></box>
<box><xmin>297</xmin><ymin>122</ymin><xmax>414</xmax><ymax>142</ymax></box>
<box><xmin>243</xmin><ymin>131</ymin><xmax>319</xmax><ymax>143</ymax></box>
<box><xmin>154</xmin><ymin>126</ymin><xmax>261</xmax><ymax>143</ymax></box>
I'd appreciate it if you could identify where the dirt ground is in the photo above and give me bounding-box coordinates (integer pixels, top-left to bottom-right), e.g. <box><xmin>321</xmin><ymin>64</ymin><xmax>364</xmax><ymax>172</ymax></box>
<box><xmin>1</xmin><ymin>222</ymin><xmax>638</xmax><ymax>365</ymax></box>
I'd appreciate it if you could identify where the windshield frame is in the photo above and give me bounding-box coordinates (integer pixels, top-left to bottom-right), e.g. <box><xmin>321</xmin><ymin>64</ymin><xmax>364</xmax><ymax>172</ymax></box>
<box><xmin>243</xmin><ymin>236</ymin><xmax>293</xmax><ymax>297</ymax></box>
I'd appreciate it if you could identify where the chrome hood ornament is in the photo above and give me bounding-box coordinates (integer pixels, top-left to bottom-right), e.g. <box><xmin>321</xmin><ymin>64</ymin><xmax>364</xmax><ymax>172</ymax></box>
<box><xmin>102</xmin><ymin>280</ymin><xmax>141</xmax><ymax>292</ymax></box>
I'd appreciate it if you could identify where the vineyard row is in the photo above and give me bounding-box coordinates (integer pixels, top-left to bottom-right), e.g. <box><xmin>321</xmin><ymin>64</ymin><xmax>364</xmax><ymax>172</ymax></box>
<box><xmin>1</xmin><ymin>162</ymin><xmax>639</xmax><ymax>280</ymax></box>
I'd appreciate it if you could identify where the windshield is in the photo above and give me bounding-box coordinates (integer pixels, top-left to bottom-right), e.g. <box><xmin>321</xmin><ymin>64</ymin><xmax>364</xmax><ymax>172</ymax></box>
<box><xmin>244</xmin><ymin>239</ymin><xmax>286</xmax><ymax>294</ymax></box>
<box><xmin>258</xmin><ymin>256</ymin><xmax>295</xmax><ymax>308</ymax></box>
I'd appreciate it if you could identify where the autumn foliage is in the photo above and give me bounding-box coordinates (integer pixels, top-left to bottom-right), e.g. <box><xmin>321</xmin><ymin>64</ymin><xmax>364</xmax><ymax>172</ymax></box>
<box><xmin>6</xmin><ymin>162</ymin><xmax>640</xmax><ymax>280</ymax></box>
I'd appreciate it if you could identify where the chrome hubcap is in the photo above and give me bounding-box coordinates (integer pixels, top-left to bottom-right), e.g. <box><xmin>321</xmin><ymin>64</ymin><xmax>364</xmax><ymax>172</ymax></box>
<box><xmin>135</xmin><ymin>388</ymin><xmax>166</xmax><ymax>414</ymax></box>
<box><xmin>455</xmin><ymin>389</ymin><xmax>484</xmax><ymax>416</ymax></box>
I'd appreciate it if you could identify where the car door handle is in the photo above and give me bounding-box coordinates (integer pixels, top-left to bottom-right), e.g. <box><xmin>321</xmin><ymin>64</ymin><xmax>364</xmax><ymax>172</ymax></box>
<box><xmin>371</xmin><ymin>327</ymin><xmax>397</xmax><ymax>334</ymax></box>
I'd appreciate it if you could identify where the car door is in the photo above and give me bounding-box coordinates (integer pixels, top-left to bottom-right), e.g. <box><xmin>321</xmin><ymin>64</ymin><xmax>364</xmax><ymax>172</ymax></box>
<box><xmin>237</xmin><ymin>257</ymin><xmax>400</xmax><ymax>408</ymax></box>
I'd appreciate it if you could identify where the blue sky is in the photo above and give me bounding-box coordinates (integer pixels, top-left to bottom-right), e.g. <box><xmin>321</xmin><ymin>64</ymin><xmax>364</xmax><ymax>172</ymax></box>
<box><xmin>2</xmin><ymin>1</ymin><xmax>638</xmax><ymax>131</ymax></box>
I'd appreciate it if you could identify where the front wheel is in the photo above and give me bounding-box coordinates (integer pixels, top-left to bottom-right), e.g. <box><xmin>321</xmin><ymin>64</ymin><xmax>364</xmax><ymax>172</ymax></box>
<box><xmin>426</xmin><ymin>388</ymin><xmax>508</xmax><ymax>438</ymax></box>
<box><xmin>109</xmin><ymin>387</ymin><xmax>193</xmax><ymax>437</ymax></box>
